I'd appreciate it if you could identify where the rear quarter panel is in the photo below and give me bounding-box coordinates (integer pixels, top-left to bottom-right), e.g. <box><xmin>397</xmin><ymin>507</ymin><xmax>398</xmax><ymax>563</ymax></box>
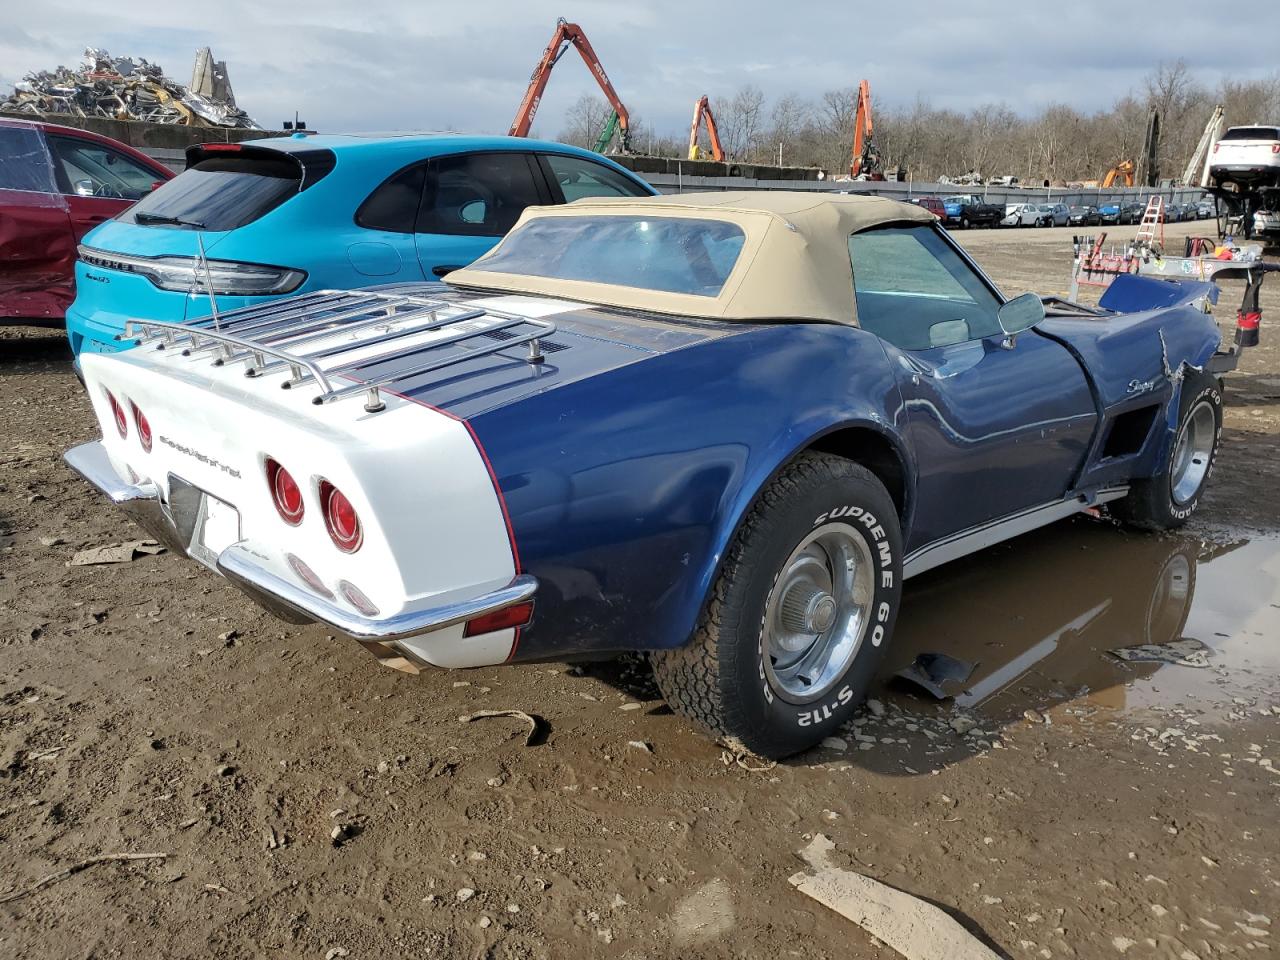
<box><xmin>467</xmin><ymin>322</ymin><xmax>909</xmax><ymax>661</ymax></box>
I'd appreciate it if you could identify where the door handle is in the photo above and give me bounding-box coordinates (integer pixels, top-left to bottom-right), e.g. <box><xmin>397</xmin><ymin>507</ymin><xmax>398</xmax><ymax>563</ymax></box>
<box><xmin>432</xmin><ymin>264</ymin><xmax>463</xmax><ymax>278</ymax></box>
<box><xmin>87</xmin><ymin>215</ymin><xmax>109</xmax><ymax>224</ymax></box>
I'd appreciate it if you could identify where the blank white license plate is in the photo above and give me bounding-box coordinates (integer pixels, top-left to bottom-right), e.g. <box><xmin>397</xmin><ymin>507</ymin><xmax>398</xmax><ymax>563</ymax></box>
<box><xmin>191</xmin><ymin>493</ymin><xmax>241</xmax><ymax>569</ymax></box>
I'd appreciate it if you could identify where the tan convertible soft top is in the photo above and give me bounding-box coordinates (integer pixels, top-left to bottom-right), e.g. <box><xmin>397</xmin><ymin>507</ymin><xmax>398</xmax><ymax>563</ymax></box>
<box><xmin>446</xmin><ymin>191</ymin><xmax>936</xmax><ymax>325</ymax></box>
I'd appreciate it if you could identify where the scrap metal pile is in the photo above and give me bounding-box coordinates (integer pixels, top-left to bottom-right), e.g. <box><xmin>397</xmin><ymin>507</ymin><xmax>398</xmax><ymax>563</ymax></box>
<box><xmin>1</xmin><ymin>47</ymin><xmax>259</xmax><ymax>129</ymax></box>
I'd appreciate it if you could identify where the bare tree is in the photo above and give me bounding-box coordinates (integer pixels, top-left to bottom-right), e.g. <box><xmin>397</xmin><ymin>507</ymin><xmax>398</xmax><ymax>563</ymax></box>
<box><xmin>558</xmin><ymin>93</ymin><xmax>615</xmax><ymax>150</ymax></box>
<box><xmin>547</xmin><ymin>70</ymin><xmax>1280</xmax><ymax>184</ymax></box>
<box><xmin>717</xmin><ymin>84</ymin><xmax>766</xmax><ymax>160</ymax></box>
<box><xmin>768</xmin><ymin>93</ymin><xmax>810</xmax><ymax>165</ymax></box>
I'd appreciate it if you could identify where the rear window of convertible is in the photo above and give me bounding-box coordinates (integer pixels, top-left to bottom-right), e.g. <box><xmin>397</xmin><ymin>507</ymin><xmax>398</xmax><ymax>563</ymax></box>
<box><xmin>474</xmin><ymin>215</ymin><xmax>746</xmax><ymax>297</ymax></box>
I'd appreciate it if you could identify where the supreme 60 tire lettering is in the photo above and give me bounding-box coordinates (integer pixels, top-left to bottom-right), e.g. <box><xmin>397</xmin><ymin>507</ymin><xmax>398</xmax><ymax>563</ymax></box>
<box><xmin>650</xmin><ymin>452</ymin><xmax>903</xmax><ymax>759</ymax></box>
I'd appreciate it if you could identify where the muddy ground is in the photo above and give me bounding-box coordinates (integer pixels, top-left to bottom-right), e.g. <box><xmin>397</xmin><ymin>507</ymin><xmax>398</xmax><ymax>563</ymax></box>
<box><xmin>1</xmin><ymin>220</ymin><xmax>1277</xmax><ymax>960</ymax></box>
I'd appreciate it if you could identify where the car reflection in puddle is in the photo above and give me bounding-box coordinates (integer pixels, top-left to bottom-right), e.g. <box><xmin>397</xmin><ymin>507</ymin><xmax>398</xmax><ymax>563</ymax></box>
<box><xmin>880</xmin><ymin>518</ymin><xmax>1280</xmax><ymax>722</ymax></box>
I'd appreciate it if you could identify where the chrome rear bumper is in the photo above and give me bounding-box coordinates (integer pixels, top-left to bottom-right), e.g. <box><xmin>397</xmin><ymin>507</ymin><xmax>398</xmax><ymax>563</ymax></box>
<box><xmin>63</xmin><ymin>441</ymin><xmax>537</xmax><ymax>658</ymax></box>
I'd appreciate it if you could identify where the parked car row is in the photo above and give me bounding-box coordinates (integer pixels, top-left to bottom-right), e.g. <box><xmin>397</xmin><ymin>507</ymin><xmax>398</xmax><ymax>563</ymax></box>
<box><xmin>1</xmin><ymin>120</ymin><xmax>658</xmax><ymax>346</ymax></box>
<box><xmin>1165</xmin><ymin>199</ymin><xmax>1216</xmax><ymax>222</ymax></box>
<box><xmin>996</xmin><ymin>196</ymin><xmax>1217</xmax><ymax>228</ymax></box>
<box><xmin>1</xmin><ymin>110</ymin><xmax>1238</xmax><ymax>353</ymax></box>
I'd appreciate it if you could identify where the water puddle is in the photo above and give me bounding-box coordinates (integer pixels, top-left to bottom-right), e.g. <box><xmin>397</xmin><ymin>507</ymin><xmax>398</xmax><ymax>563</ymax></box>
<box><xmin>881</xmin><ymin>518</ymin><xmax>1280</xmax><ymax>723</ymax></box>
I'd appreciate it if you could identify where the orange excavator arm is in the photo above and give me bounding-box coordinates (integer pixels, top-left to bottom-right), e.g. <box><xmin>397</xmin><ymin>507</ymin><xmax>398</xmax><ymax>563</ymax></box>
<box><xmin>509</xmin><ymin>18</ymin><xmax>631</xmax><ymax>150</ymax></box>
<box><xmin>1101</xmin><ymin>159</ymin><xmax>1135</xmax><ymax>189</ymax></box>
<box><xmin>850</xmin><ymin>80</ymin><xmax>882</xmax><ymax>179</ymax></box>
<box><xmin>688</xmin><ymin>95</ymin><xmax>726</xmax><ymax>162</ymax></box>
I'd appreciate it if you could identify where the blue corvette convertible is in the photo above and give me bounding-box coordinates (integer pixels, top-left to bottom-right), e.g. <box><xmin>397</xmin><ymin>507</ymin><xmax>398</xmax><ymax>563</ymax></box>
<box><xmin>64</xmin><ymin>192</ymin><xmax>1256</xmax><ymax>757</ymax></box>
<box><xmin>66</xmin><ymin>133</ymin><xmax>654</xmax><ymax>361</ymax></box>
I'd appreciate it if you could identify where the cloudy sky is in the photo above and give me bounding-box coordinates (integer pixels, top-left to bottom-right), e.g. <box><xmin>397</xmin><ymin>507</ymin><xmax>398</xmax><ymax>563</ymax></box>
<box><xmin>2</xmin><ymin>0</ymin><xmax>1275</xmax><ymax>136</ymax></box>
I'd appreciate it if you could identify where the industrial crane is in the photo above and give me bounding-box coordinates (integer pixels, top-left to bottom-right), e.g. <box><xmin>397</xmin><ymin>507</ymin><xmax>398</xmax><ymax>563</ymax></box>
<box><xmin>688</xmin><ymin>95</ymin><xmax>725</xmax><ymax>162</ymax></box>
<box><xmin>1182</xmin><ymin>104</ymin><xmax>1225</xmax><ymax>187</ymax></box>
<box><xmin>850</xmin><ymin>80</ymin><xmax>883</xmax><ymax>180</ymax></box>
<box><xmin>509</xmin><ymin>18</ymin><xmax>632</xmax><ymax>153</ymax></box>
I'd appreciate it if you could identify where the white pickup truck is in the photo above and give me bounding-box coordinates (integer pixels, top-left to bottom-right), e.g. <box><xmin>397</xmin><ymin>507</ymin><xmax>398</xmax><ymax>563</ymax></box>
<box><xmin>1209</xmin><ymin>125</ymin><xmax>1280</xmax><ymax>187</ymax></box>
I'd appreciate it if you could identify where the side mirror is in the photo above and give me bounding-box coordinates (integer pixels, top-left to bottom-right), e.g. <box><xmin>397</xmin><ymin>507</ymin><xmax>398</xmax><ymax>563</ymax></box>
<box><xmin>74</xmin><ymin>179</ymin><xmax>94</xmax><ymax>197</ymax></box>
<box><xmin>997</xmin><ymin>292</ymin><xmax>1045</xmax><ymax>337</ymax></box>
<box><xmin>150</xmin><ymin>180</ymin><xmax>166</xmax><ymax>193</ymax></box>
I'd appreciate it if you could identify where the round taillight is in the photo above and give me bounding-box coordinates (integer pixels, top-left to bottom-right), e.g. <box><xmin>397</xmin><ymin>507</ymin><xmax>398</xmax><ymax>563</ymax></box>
<box><xmin>105</xmin><ymin>390</ymin><xmax>127</xmax><ymax>438</ymax></box>
<box><xmin>265</xmin><ymin>458</ymin><xmax>304</xmax><ymax>525</ymax></box>
<box><xmin>131</xmin><ymin>402</ymin><xmax>152</xmax><ymax>452</ymax></box>
<box><xmin>319</xmin><ymin>480</ymin><xmax>362</xmax><ymax>553</ymax></box>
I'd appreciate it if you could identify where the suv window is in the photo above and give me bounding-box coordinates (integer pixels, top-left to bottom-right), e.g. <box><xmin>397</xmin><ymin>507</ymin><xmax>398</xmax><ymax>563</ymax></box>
<box><xmin>849</xmin><ymin>225</ymin><xmax>1002</xmax><ymax>350</ymax></box>
<box><xmin>417</xmin><ymin>153</ymin><xmax>543</xmax><ymax>237</ymax></box>
<box><xmin>542</xmin><ymin>154</ymin><xmax>649</xmax><ymax>202</ymax></box>
<box><xmin>46</xmin><ymin>136</ymin><xmax>158</xmax><ymax>201</ymax></box>
<box><xmin>123</xmin><ymin>153</ymin><xmax>302</xmax><ymax>230</ymax></box>
<box><xmin>356</xmin><ymin>163</ymin><xmax>426</xmax><ymax>233</ymax></box>
<box><xmin>0</xmin><ymin>125</ymin><xmax>57</xmax><ymax>193</ymax></box>
<box><xmin>1222</xmin><ymin>127</ymin><xmax>1280</xmax><ymax>141</ymax></box>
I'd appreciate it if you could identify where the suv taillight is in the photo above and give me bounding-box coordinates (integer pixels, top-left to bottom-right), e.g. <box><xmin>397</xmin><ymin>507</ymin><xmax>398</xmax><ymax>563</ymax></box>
<box><xmin>319</xmin><ymin>480</ymin><xmax>362</xmax><ymax>553</ymax></box>
<box><xmin>131</xmin><ymin>402</ymin><xmax>152</xmax><ymax>452</ymax></box>
<box><xmin>265</xmin><ymin>458</ymin><xmax>304</xmax><ymax>525</ymax></box>
<box><xmin>105</xmin><ymin>390</ymin><xmax>127</xmax><ymax>438</ymax></box>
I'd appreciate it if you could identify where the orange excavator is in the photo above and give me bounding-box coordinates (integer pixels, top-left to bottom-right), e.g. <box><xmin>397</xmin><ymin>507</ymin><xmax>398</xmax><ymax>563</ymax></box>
<box><xmin>850</xmin><ymin>80</ymin><xmax>883</xmax><ymax>180</ymax></box>
<box><xmin>688</xmin><ymin>95</ymin><xmax>725</xmax><ymax>162</ymax></box>
<box><xmin>1101</xmin><ymin>160</ymin><xmax>1136</xmax><ymax>188</ymax></box>
<box><xmin>509</xmin><ymin>18</ymin><xmax>632</xmax><ymax>153</ymax></box>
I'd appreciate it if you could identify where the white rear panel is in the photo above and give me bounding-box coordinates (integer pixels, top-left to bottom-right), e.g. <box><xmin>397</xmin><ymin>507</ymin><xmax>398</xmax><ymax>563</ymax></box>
<box><xmin>80</xmin><ymin>338</ymin><xmax>519</xmax><ymax>664</ymax></box>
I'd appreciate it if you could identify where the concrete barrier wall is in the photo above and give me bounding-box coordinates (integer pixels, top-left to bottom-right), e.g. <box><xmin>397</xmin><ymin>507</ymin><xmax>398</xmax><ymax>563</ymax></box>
<box><xmin>1</xmin><ymin>111</ymin><xmax>286</xmax><ymax>173</ymax></box>
<box><xmin>644</xmin><ymin>170</ymin><xmax>1210</xmax><ymax>207</ymax></box>
<box><xmin>5</xmin><ymin>112</ymin><xmax>1208</xmax><ymax>206</ymax></box>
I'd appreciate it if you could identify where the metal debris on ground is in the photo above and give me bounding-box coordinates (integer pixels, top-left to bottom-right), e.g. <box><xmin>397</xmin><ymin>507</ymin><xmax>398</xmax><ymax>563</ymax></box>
<box><xmin>2</xmin><ymin>47</ymin><xmax>259</xmax><ymax>128</ymax></box>
<box><xmin>719</xmin><ymin>749</ymin><xmax>778</xmax><ymax>773</ymax></box>
<box><xmin>789</xmin><ymin>834</ymin><xmax>1002</xmax><ymax>960</ymax></box>
<box><xmin>893</xmin><ymin>653</ymin><xmax>978</xmax><ymax>700</ymax></box>
<box><xmin>69</xmin><ymin>540</ymin><xmax>165</xmax><ymax>566</ymax></box>
<box><xmin>1107</xmin><ymin>638</ymin><xmax>1213</xmax><ymax>668</ymax></box>
<box><xmin>459</xmin><ymin>709</ymin><xmax>546</xmax><ymax>746</ymax></box>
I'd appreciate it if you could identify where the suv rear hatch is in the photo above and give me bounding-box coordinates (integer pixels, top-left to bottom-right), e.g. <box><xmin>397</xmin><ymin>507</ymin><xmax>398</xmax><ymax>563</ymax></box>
<box><xmin>75</xmin><ymin>142</ymin><xmax>334</xmax><ymax>325</ymax></box>
<box><xmin>1211</xmin><ymin>126</ymin><xmax>1280</xmax><ymax>180</ymax></box>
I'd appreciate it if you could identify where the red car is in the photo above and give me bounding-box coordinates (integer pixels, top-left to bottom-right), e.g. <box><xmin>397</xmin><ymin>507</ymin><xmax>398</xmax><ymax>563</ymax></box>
<box><xmin>0</xmin><ymin>117</ymin><xmax>173</xmax><ymax>327</ymax></box>
<box><xmin>907</xmin><ymin>195</ymin><xmax>946</xmax><ymax>220</ymax></box>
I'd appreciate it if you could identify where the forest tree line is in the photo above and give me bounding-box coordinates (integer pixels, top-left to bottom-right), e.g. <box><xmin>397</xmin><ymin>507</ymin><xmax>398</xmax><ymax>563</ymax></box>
<box><xmin>556</xmin><ymin>60</ymin><xmax>1280</xmax><ymax>184</ymax></box>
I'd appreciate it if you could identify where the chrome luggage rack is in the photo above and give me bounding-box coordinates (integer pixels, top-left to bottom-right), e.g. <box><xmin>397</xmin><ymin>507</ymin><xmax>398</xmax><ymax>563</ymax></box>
<box><xmin>117</xmin><ymin>288</ymin><xmax>557</xmax><ymax>413</ymax></box>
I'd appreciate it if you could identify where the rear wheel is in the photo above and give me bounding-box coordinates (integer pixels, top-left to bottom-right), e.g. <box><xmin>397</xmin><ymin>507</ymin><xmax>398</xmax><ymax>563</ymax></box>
<box><xmin>650</xmin><ymin>453</ymin><xmax>903</xmax><ymax>759</ymax></box>
<box><xmin>1112</xmin><ymin>372</ymin><xmax>1222</xmax><ymax>530</ymax></box>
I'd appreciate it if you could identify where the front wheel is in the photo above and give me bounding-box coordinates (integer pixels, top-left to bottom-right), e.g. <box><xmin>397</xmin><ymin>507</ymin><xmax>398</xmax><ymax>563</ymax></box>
<box><xmin>1112</xmin><ymin>372</ymin><xmax>1222</xmax><ymax>530</ymax></box>
<box><xmin>961</xmin><ymin>216</ymin><xmax>972</xmax><ymax>229</ymax></box>
<box><xmin>650</xmin><ymin>453</ymin><xmax>903</xmax><ymax>759</ymax></box>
